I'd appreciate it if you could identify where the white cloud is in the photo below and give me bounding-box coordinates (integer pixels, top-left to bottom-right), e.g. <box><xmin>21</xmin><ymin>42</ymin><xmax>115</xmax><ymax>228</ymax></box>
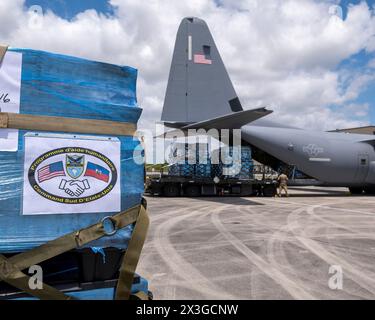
<box><xmin>369</xmin><ymin>58</ymin><xmax>375</xmax><ymax>68</ymax></box>
<box><xmin>0</xmin><ymin>0</ymin><xmax>374</xmax><ymax>133</ymax></box>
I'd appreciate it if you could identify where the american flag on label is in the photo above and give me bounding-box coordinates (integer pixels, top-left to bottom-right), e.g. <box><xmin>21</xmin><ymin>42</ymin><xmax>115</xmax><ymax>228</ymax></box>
<box><xmin>38</xmin><ymin>161</ymin><xmax>65</xmax><ymax>183</ymax></box>
<box><xmin>194</xmin><ymin>54</ymin><xmax>212</xmax><ymax>65</ymax></box>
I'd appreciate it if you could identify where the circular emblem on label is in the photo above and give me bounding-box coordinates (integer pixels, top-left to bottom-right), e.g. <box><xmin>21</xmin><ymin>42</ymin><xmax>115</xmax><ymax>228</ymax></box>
<box><xmin>28</xmin><ymin>147</ymin><xmax>118</xmax><ymax>204</ymax></box>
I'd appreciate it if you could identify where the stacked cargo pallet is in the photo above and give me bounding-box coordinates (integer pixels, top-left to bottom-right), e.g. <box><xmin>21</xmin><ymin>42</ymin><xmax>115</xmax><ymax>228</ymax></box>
<box><xmin>194</xmin><ymin>143</ymin><xmax>211</xmax><ymax>178</ymax></box>
<box><xmin>0</xmin><ymin>47</ymin><xmax>149</xmax><ymax>300</ymax></box>
<box><xmin>213</xmin><ymin>146</ymin><xmax>254</xmax><ymax>180</ymax></box>
<box><xmin>168</xmin><ymin>143</ymin><xmax>210</xmax><ymax>177</ymax></box>
<box><xmin>168</xmin><ymin>143</ymin><xmax>254</xmax><ymax>180</ymax></box>
<box><xmin>168</xmin><ymin>143</ymin><xmax>192</xmax><ymax>176</ymax></box>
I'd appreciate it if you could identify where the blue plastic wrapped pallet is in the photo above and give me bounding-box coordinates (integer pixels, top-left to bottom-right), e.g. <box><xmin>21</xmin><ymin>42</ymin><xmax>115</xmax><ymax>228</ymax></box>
<box><xmin>214</xmin><ymin>146</ymin><xmax>254</xmax><ymax>179</ymax></box>
<box><xmin>194</xmin><ymin>144</ymin><xmax>211</xmax><ymax>178</ymax></box>
<box><xmin>0</xmin><ymin>48</ymin><xmax>149</xmax><ymax>299</ymax></box>
<box><xmin>168</xmin><ymin>143</ymin><xmax>210</xmax><ymax>177</ymax></box>
<box><xmin>0</xmin><ymin>48</ymin><xmax>144</xmax><ymax>252</ymax></box>
<box><xmin>14</xmin><ymin>276</ymin><xmax>150</xmax><ymax>300</ymax></box>
<box><xmin>168</xmin><ymin>143</ymin><xmax>194</xmax><ymax>176</ymax></box>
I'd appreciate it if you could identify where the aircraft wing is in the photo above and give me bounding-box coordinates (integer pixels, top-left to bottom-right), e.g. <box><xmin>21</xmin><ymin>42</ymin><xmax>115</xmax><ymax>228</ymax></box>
<box><xmin>157</xmin><ymin>107</ymin><xmax>272</xmax><ymax>138</ymax></box>
<box><xmin>162</xmin><ymin>122</ymin><xmax>189</xmax><ymax>129</ymax></box>
<box><xmin>180</xmin><ymin>108</ymin><xmax>272</xmax><ymax>130</ymax></box>
<box><xmin>361</xmin><ymin>138</ymin><xmax>375</xmax><ymax>145</ymax></box>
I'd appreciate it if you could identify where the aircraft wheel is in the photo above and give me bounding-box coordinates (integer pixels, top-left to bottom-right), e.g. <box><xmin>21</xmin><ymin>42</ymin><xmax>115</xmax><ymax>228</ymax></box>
<box><xmin>263</xmin><ymin>185</ymin><xmax>277</xmax><ymax>197</ymax></box>
<box><xmin>364</xmin><ymin>187</ymin><xmax>375</xmax><ymax>195</ymax></box>
<box><xmin>349</xmin><ymin>187</ymin><xmax>363</xmax><ymax>195</ymax></box>
<box><xmin>148</xmin><ymin>184</ymin><xmax>162</xmax><ymax>196</ymax></box>
<box><xmin>163</xmin><ymin>184</ymin><xmax>180</xmax><ymax>197</ymax></box>
<box><xmin>185</xmin><ymin>185</ymin><xmax>201</xmax><ymax>197</ymax></box>
<box><xmin>240</xmin><ymin>184</ymin><xmax>253</xmax><ymax>196</ymax></box>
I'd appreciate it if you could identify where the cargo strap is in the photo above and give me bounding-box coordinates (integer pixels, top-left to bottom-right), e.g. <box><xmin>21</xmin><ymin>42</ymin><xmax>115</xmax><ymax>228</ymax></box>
<box><xmin>0</xmin><ymin>45</ymin><xmax>7</xmax><ymax>63</ymax></box>
<box><xmin>132</xmin><ymin>291</ymin><xmax>150</xmax><ymax>300</ymax></box>
<box><xmin>0</xmin><ymin>45</ymin><xmax>136</xmax><ymax>137</ymax></box>
<box><xmin>0</xmin><ymin>112</ymin><xmax>137</xmax><ymax>137</ymax></box>
<box><xmin>0</xmin><ymin>201</ymin><xmax>149</xmax><ymax>300</ymax></box>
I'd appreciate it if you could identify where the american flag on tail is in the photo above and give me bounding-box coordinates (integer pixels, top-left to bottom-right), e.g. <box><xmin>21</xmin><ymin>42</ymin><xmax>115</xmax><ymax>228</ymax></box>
<box><xmin>194</xmin><ymin>54</ymin><xmax>212</xmax><ymax>65</ymax></box>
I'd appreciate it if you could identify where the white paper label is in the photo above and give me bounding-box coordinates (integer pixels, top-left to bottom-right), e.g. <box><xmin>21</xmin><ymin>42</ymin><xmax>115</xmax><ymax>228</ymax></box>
<box><xmin>23</xmin><ymin>134</ymin><xmax>121</xmax><ymax>215</ymax></box>
<box><xmin>0</xmin><ymin>51</ymin><xmax>22</xmax><ymax>151</ymax></box>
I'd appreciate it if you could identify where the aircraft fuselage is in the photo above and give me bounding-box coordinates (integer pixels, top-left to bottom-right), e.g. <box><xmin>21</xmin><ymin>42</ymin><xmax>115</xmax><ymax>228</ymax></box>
<box><xmin>242</xmin><ymin>125</ymin><xmax>375</xmax><ymax>187</ymax></box>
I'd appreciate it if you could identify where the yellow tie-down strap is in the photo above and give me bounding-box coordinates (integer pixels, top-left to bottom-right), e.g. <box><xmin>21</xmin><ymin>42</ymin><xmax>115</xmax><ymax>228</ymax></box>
<box><xmin>0</xmin><ymin>112</ymin><xmax>137</xmax><ymax>137</ymax></box>
<box><xmin>0</xmin><ymin>45</ymin><xmax>7</xmax><ymax>63</ymax></box>
<box><xmin>0</xmin><ymin>201</ymin><xmax>150</xmax><ymax>300</ymax></box>
<box><xmin>0</xmin><ymin>46</ymin><xmax>136</xmax><ymax>137</ymax></box>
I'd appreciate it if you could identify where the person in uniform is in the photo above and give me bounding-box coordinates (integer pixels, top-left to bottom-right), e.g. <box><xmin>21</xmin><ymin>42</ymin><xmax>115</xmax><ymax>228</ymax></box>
<box><xmin>277</xmin><ymin>172</ymin><xmax>289</xmax><ymax>197</ymax></box>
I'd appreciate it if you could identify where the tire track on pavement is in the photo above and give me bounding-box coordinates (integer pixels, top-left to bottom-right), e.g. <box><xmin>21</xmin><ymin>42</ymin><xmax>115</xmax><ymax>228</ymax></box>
<box><xmin>211</xmin><ymin>207</ymin><xmax>316</xmax><ymax>300</ymax></box>
<box><xmin>154</xmin><ymin>203</ymin><xmax>236</xmax><ymax>299</ymax></box>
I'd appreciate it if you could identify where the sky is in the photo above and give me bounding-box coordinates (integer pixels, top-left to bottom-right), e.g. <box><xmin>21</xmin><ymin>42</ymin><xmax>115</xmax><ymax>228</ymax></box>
<box><xmin>1</xmin><ymin>0</ymin><xmax>375</xmax><ymax>133</ymax></box>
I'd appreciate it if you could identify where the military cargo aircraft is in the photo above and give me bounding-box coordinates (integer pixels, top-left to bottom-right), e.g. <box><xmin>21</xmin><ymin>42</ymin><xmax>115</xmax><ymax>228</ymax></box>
<box><xmin>161</xmin><ymin>17</ymin><xmax>375</xmax><ymax>194</ymax></box>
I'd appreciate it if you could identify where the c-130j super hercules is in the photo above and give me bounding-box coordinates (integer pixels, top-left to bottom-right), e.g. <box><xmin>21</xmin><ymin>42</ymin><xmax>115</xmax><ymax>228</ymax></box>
<box><xmin>160</xmin><ymin>17</ymin><xmax>375</xmax><ymax>195</ymax></box>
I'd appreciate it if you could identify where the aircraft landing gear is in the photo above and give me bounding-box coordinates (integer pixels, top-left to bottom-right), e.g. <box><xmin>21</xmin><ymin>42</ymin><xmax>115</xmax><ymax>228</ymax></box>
<box><xmin>364</xmin><ymin>186</ymin><xmax>375</xmax><ymax>195</ymax></box>
<box><xmin>349</xmin><ymin>186</ymin><xmax>375</xmax><ymax>195</ymax></box>
<box><xmin>349</xmin><ymin>187</ymin><xmax>363</xmax><ymax>195</ymax></box>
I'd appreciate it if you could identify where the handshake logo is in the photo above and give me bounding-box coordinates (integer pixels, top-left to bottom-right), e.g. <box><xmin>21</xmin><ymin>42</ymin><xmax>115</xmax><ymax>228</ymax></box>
<box><xmin>31</xmin><ymin>150</ymin><xmax>116</xmax><ymax>204</ymax></box>
<box><xmin>59</xmin><ymin>179</ymin><xmax>90</xmax><ymax>197</ymax></box>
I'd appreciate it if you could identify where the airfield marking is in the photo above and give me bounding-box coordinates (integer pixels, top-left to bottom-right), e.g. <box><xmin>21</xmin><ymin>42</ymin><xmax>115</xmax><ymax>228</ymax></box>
<box><xmin>262</xmin><ymin>197</ymin><xmax>375</xmax><ymax>216</ymax></box>
<box><xmin>285</xmin><ymin>202</ymin><xmax>375</xmax><ymax>297</ymax></box>
<box><xmin>139</xmin><ymin>194</ymin><xmax>375</xmax><ymax>299</ymax></box>
<box><xmin>153</xmin><ymin>203</ymin><xmax>237</xmax><ymax>300</ymax></box>
<box><xmin>211</xmin><ymin>207</ymin><xmax>316</xmax><ymax>300</ymax></box>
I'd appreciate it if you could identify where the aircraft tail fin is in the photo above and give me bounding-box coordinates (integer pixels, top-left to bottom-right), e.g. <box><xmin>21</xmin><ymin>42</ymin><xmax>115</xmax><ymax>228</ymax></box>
<box><xmin>161</xmin><ymin>17</ymin><xmax>243</xmax><ymax>124</ymax></box>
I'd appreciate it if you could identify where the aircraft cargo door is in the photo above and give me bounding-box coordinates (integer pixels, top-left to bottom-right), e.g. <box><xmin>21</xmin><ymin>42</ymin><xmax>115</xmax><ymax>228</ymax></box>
<box><xmin>355</xmin><ymin>153</ymin><xmax>369</xmax><ymax>183</ymax></box>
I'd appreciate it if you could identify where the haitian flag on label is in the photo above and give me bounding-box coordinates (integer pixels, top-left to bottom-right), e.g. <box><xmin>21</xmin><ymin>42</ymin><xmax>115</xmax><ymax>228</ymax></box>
<box><xmin>85</xmin><ymin>162</ymin><xmax>110</xmax><ymax>183</ymax></box>
<box><xmin>22</xmin><ymin>133</ymin><xmax>121</xmax><ymax>216</ymax></box>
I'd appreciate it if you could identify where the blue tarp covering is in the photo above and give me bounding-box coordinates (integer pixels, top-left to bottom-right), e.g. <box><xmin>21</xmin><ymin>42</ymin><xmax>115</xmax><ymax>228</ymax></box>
<box><xmin>0</xmin><ymin>49</ymin><xmax>144</xmax><ymax>253</ymax></box>
<box><xmin>13</xmin><ymin>276</ymin><xmax>149</xmax><ymax>300</ymax></box>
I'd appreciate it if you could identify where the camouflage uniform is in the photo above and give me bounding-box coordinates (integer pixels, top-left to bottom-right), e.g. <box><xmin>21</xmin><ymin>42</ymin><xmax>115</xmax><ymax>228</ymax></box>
<box><xmin>277</xmin><ymin>173</ymin><xmax>289</xmax><ymax>197</ymax></box>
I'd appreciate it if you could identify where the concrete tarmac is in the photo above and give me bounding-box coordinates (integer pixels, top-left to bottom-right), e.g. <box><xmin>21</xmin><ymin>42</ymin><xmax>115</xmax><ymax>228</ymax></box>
<box><xmin>137</xmin><ymin>187</ymin><xmax>375</xmax><ymax>300</ymax></box>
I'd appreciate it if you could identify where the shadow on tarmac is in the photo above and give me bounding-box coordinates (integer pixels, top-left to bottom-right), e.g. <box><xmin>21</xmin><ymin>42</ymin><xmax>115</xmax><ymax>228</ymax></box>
<box><xmin>289</xmin><ymin>187</ymin><xmax>349</xmax><ymax>194</ymax></box>
<box><xmin>191</xmin><ymin>196</ymin><xmax>264</xmax><ymax>205</ymax></box>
